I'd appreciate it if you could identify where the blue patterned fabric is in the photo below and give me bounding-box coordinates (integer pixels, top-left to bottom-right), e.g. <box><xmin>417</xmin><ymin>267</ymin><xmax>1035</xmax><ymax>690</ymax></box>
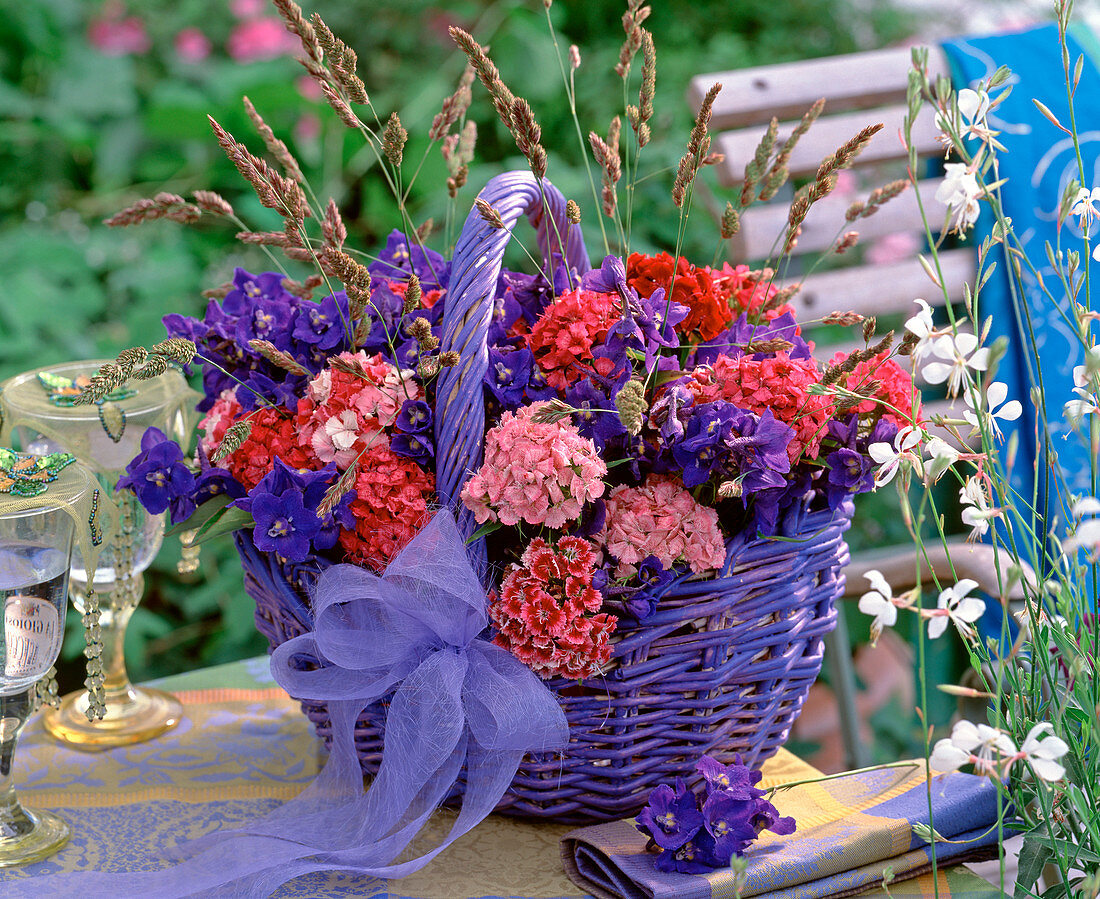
<box><xmin>943</xmin><ymin>25</ymin><xmax>1100</xmax><ymax>594</ymax></box>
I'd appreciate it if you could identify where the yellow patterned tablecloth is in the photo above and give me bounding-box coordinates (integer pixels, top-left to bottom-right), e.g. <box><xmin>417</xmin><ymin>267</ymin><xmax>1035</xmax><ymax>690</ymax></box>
<box><xmin>0</xmin><ymin>658</ymin><xmax>1004</xmax><ymax>898</ymax></box>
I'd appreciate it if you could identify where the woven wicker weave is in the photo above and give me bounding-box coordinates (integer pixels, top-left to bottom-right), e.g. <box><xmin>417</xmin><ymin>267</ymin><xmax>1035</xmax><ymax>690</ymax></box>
<box><xmin>239</xmin><ymin>171</ymin><xmax>852</xmax><ymax>823</ymax></box>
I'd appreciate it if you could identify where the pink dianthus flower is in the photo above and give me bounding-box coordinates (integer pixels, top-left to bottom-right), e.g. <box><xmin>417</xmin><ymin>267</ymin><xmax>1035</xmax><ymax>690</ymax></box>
<box><xmin>461</xmin><ymin>404</ymin><xmax>607</xmax><ymax>528</ymax></box>
<box><xmin>600</xmin><ymin>475</ymin><xmax>726</xmax><ymax>577</ymax></box>
<box><xmin>297</xmin><ymin>351</ymin><xmax>417</xmax><ymax>469</ymax></box>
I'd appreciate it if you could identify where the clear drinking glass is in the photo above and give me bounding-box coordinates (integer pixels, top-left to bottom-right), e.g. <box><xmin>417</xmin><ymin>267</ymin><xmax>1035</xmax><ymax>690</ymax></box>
<box><xmin>0</xmin><ymin>361</ymin><xmax>196</xmax><ymax>749</ymax></box>
<box><xmin>0</xmin><ymin>502</ymin><xmax>74</xmax><ymax>866</ymax></box>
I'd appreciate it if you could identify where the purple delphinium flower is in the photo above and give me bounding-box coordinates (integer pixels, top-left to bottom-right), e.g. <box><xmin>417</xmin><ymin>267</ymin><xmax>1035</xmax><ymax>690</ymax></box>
<box><xmin>700</xmin><ymin>792</ymin><xmax>761</xmax><ymax>862</ymax></box>
<box><xmin>292</xmin><ymin>292</ymin><xmax>351</xmax><ymax>351</ymax></box>
<box><xmin>638</xmin><ymin>754</ymin><xmax>797</xmax><ymax>874</ymax></box>
<box><xmin>567</xmin><ymin>377</ymin><xmax>628</xmax><ymax>448</ymax></box>
<box><xmin>696</xmin><ymin>755</ymin><xmax>760</xmax><ymax>799</ymax></box>
<box><xmin>116</xmin><ymin>428</ymin><xmax>196</xmax><ymax>523</ymax></box>
<box><xmin>235</xmin><ymin>459</ymin><xmax>351</xmax><ymax>560</ymax></box>
<box><xmin>623</xmin><ymin>556</ymin><xmax>677</xmax><ymax>620</ymax></box>
<box><xmin>825</xmin><ymin>447</ymin><xmax>874</xmax><ymax>508</ymax></box>
<box><xmin>635</xmin><ymin>780</ymin><xmax>704</xmax><ymax>851</ymax></box>
<box><xmin>368</xmin><ymin>230</ymin><xmax>451</xmax><ymax>292</ymax></box>
<box><xmin>193</xmin><ymin>464</ymin><xmax>246</xmax><ymax>507</ymax></box>
<box><xmin>250</xmin><ymin>490</ymin><xmax>320</xmax><ymax>562</ymax></box>
<box><xmin>694</xmin><ymin>311</ymin><xmax>813</xmax><ymax>367</ymax></box>
<box><xmin>725</xmin><ymin>408</ymin><xmax>794</xmax><ymax>495</ymax></box>
<box><xmin>391</xmin><ymin>400</ymin><xmax>435</xmax><ymax>466</ymax></box>
<box><xmin>486</xmin><ymin>347</ymin><xmax>538</xmax><ymax>410</ymax></box>
<box><xmin>672</xmin><ymin>402</ymin><xmax>740</xmax><ymax>488</ymax></box>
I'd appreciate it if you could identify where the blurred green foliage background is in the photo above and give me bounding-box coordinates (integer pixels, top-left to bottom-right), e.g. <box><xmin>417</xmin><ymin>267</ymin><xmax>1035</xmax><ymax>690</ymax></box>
<box><xmin>1</xmin><ymin>0</ymin><xmax>921</xmax><ymax>708</ymax></box>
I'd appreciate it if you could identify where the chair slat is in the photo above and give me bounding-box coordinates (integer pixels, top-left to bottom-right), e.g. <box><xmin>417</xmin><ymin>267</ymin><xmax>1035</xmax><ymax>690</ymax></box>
<box><xmin>713</xmin><ymin>104</ymin><xmax>941</xmax><ymax>188</ymax></box>
<box><xmin>777</xmin><ymin>248</ymin><xmax>974</xmax><ymax>318</ymax></box>
<box><xmin>690</xmin><ymin>46</ymin><xmax>950</xmax><ymax>130</ymax></box>
<box><xmin>732</xmin><ymin>177</ymin><xmax>946</xmax><ymax>260</ymax></box>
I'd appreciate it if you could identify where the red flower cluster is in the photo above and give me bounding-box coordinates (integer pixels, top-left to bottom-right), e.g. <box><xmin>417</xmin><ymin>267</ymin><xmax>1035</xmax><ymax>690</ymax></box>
<box><xmin>490</xmin><ymin>537</ymin><xmax>617</xmax><ymax>681</ymax></box>
<box><xmin>526</xmin><ymin>288</ymin><xmax>620</xmax><ymax>390</ymax></box>
<box><xmin>627</xmin><ymin>252</ymin><xmax>732</xmax><ymax>342</ymax></box>
<box><xmin>337</xmin><ymin>443</ymin><xmax>435</xmax><ymax>572</ymax></box>
<box><xmin>710</xmin><ymin>263</ymin><xmax>794</xmax><ymax>324</ymax></box>
<box><xmin>829</xmin><ymin>350</ymin><xmax>918</xmax><ymax>427</ymax></box>
<box><xmin>224</xmin><ymin>405</ymin><xmax>315</xmax><ymax>492</ymax></box>
<box><xmin>687</xmin><ymin>354</ymin><xmax>833</xmax><ymax>463</ymax></box>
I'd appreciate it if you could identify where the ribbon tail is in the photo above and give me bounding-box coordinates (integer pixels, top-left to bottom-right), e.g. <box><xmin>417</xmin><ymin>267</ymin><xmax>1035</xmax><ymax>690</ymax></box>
<box><xmin>342</xmin><ymin>741</ymin><xmax>526</xmax><ymax>880</ymax></box>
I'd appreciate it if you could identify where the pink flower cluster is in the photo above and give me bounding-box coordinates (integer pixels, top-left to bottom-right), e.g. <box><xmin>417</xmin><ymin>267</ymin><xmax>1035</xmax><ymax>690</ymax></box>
<box><xmin>297</xmin><ymin>352</ymin><xmax>418</xmax><ymax>469</ymax></box>
<box><xmin>337</xmin><ymin>444</ymin><xmax>435</xmax><ymax>572</ymax></box>
<box><xmin>600</xmin><ymin>475</ymin><xmax>726</xmax><ymax>577</ymax></box>
<box><xmin>461</xmin><ymin>404</ymin><xmax>607</xmax><ymax>528</ymax></box>
<box><xmin>686</xmin><ymin>354</ymin><xmax>832</xmax><ymax>462</ymax></box>
<box><xmin>829</xmin><ymin>350</ymin><xmax>919</xmax><ymax>427</ymax></box>
<box><xmin>526</xmin><ymin>288</ymin><xmax>620</xmax><ymax>390</ymax></box>
<box><xmin>711</xmin><ymin>263</ymin><xmax>795</xmax><ymax>323</ymax></box>
<box><xmin>491</xmin><ymin>537</ymin><xmax>616</xmax><ymax>680</ymax></box>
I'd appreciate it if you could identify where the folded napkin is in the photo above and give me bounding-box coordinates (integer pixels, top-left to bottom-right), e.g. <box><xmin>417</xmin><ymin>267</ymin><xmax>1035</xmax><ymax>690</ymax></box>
<box><xmin>561</xmin><ymin>763</ymin><xmax>1003</xmax><ymax>899</ymax></box>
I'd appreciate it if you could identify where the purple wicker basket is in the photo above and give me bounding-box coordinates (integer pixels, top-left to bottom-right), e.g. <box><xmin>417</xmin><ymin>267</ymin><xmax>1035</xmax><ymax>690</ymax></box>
<box><xmin>240</xmin><ymin>171</ymin><xmax>852</xmax><ymax>824</ymax></box>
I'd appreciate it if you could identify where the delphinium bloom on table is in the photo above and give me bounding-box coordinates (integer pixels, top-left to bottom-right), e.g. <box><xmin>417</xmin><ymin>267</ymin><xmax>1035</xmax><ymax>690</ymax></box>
<box><xmin>635</xmin><ymin>754</ymin><xmax>795</xmax><ymax>873</ymax></box>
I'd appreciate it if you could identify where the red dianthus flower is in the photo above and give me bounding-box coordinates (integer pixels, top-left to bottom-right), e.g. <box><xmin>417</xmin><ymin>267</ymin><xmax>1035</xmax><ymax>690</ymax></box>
<box><xmin>490</xmin><ymin>536</ymin><xmax>615</xmax><ymax>681</ymax></box>
<box><xmin>337</xmin><ymin>443</ymin><xmax>436</xmax><ymax>572</ymax></box>
<box><xmin>224</xmin><ymin>405</ymin><xmax>316</xmax><ymax>492</ymax></box>
<box><xmin>685</xmin><ymin>353</ymin><xmax>833</xmax><ymax>463</ymax></box>
<box><xmin>627</xmin><ymin>252</ymin><xmax>732</xmax><ymax>342</ymax></box>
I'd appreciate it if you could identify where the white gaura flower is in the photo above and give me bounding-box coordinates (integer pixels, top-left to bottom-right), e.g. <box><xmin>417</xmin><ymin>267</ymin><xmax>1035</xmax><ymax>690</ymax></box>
<box><xmin>1062</xmin><ymin>517</ymin><xmax>1100</xmax><ymax>561</ymax></box>
<box><xmin>935</xmin><ymin>163</ymin><xmax>982</xmax><ymax>233</ymax></box>
<box><xmin>959</xmin><ymin>476</ymin><xmax>996</xmax><ymax>539</ymax></box>
<box><xmin>1066</xmin><ymin>348</ymin><xmax>1100</xmax><ymax>421</ymax></box>
<box><xmin>936</xmin><ymin>88</ymin><xmax>994</xmax><ymax>145</ymax></box>
<box><xmin>1071</xmin><ymin>186</ymin><xmax>1100</xmax><ymax>230</ymax></box>
<box><xmin>858</xmin><ymin>569</ymin><xmax>898</xmax><ymax>647</ymax></box>
<box><xmin>963</xmin><ymin>380</ymin><xmax>1022</xmax><ymax>440</ymax></box>
<box><xmin>1012</xmin><ymin>723</ymin><xmax>1069</xmax><ymax>782</ymax></box>
<box><xmin>869</xmin><ymin>426</ymin><xmax>923</xmax><ymax>487</ymax></box>
<box><xmin>930</xmin><ymin>719</ymin><xmax>1016</xmax><ymax>776</ymax></box>
<box><xmin>927</xmin><ymin>578</ymin><xmax>984</xmax><ymax>640</ymax></box>
<box><xmin>921</xmin><ymin>333</ymin><xmax>990</xmax><ymax>397</ymax></box>
<box><xmin>904</xmin><ymin>298</ymin><xmax>940</xmax><ymax>365</ymax></box>
<box><xmin>921</xmin><ymin>436</ymin><xmax>960</xmax><ymax>483</ymax></box>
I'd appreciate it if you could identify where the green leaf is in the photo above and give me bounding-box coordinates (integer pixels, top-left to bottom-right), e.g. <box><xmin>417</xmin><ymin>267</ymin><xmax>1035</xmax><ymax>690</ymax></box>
<box><xmin>165</xmin><ymin>494</ymin><xmax>233</xmax><ymax>538</ymax></box>
<box><xmin>190</xmin><ymin>506</ymin><xmax>254</xmax><ymax>546</ymax></box>
<box><xmin>466</xmin><ymin>521</ymin><xmax>502</xmax><ymax>544</ymax></box>
<box><xmin>1015</xmin><ymin>831</ymin><xmax>1048</xmax><ymax>899</ymax></box>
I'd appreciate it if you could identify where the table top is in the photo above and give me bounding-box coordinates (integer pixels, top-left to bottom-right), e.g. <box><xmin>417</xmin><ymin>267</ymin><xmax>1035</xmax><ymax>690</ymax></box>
<box><xmin>0</xmin><ymin>658</ymin><xmax>1007</xmax><ymax>898</ymax></box>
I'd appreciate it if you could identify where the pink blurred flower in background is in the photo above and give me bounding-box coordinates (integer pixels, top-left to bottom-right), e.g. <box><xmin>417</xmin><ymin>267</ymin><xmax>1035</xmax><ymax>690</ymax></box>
<box><xmin>833</xmin><ymin>170</ymin><xmax>858</xmax><ymax>197</ymax></box>
<box><xmin>295</xmin><ymin>113</ymin><xmax>322</xmax><ymax>143</ymax></box>
<box><xmin>227</xmin><ymin>17</ymin><xmax>298</xmax><ymax>63</ymax></box>
<box><xmin>88</xmin><ymin>2</ymin><xmax>150</xmax><ymax>56</ymax></box>
<box><xmin>866</xmin><ymin>231</ymin><xmax>922</xmax><ymax>266</ymax></box>
<box><xmin>296</xmin><ymin>75</ymin><xmax>324</xmax><ymax>101</ymax></box>
<box><xmin>230</xmin><ymin>0</ymin><xmax>268</xmax><ymax>18</ymax></box>
<box><xmin>174</xmin><ymin>28</ymin><xmax>212</xmax><ymax>64</ymax></box>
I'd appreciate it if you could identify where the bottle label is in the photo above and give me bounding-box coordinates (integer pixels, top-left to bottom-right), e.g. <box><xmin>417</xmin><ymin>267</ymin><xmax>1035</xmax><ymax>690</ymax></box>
<box><xmin>4</xmin><ymin>595</ymin><xmax>61</xmax><ymax>680</ymax></box>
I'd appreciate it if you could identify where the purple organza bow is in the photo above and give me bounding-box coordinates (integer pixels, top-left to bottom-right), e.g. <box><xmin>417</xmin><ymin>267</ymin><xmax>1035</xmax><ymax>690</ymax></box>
<box><xmin>18</xmin><ymin>511</ymin><xmax>568</xmax><ymax>898</ymax></box>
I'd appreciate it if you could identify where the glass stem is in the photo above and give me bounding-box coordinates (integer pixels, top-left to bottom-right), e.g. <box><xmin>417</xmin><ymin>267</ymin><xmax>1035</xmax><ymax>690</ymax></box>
<box><xmin>101</xmin><ymin>572</ymin><xmax>142</xmax><ymax>707</ymax></box>
<box><xmin>0</xmin><ymin>689</ymin><xmax>33</xmax><ymax>839</ymax></box>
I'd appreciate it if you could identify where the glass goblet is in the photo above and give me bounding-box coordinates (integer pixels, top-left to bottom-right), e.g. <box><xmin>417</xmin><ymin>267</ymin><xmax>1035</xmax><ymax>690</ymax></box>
<box><xmin>0</xmin><ymin>360</ymin><xmax>197</xmax><ymax>749</ymax></box>
<box><xmin>0</xmin><ymin>494</ymin><xmax>75</xmax><ymax>866</ymax></box>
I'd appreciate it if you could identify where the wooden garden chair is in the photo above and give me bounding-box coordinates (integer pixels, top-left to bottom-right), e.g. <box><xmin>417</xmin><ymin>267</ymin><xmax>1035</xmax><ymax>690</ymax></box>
<box><xmin>688</xmin><ymin>46</ymin><xmax>1033</xmax><ymax>768</ymax></box>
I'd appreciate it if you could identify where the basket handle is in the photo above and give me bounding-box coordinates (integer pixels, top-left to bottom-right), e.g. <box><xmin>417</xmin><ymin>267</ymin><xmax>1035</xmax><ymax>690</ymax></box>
<box><xmin>435</xmin><ymin>172</ymin><xmax>589</xmax><ymax>559</ymax></box>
